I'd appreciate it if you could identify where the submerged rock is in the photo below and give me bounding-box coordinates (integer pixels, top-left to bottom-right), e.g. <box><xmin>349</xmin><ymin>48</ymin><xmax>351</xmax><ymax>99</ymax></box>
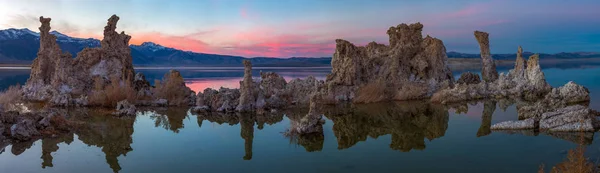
<box><xmin>10</xmin><ymin>119</ymin><xmax>40</xmax><ymax>141</ymax></box>
<box><xmin>539</xmin><ymin>105</ymin><xmax>595</xmax><ymax>132</ymax></box>
<box><xmin>114</xmin><ymin>100</ymin><xmax>136</xmax><ymax>117</ymax></box>
<box><xmin>491</xmin><ymin>118</ymin><xmax>536</xmax><ymax>130</ymax></box>
<box><xmin>324</xmin><ymin>23</ymin><xmax>454</xmax><ymax>103</ymax></box>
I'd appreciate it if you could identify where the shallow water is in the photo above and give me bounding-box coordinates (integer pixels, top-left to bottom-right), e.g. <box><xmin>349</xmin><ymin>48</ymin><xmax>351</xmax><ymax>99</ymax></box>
<box><xmin>1</xmin><ymin>66</ymin><xmax>600</xmax><ymax>173</ymax></box>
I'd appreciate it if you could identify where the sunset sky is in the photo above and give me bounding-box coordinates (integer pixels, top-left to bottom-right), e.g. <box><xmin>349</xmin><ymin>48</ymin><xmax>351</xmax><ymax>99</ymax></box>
<box><xmin>0</xmin><ymin>0</ymin><xmax>599</xmax><ymax>58</ymax></box>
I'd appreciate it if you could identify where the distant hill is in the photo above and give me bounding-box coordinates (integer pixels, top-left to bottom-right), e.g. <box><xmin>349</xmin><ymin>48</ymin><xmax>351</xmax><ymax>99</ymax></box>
<box><xmin>446</xmin><ymin>51</ymin><xmax>600</xmax><ymax>60</ymax></box>
<box><xmin>1</xmin><ymin>28</ymin><xmax>598</xmax><ymax>67</ymax></box>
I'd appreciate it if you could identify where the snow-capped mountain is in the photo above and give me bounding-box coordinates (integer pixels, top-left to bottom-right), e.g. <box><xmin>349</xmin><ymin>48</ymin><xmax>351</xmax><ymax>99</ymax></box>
<box><xmin>0</xmin><ymin>28</ymin><xmax>39</xmax><ymax>40</ymax></box>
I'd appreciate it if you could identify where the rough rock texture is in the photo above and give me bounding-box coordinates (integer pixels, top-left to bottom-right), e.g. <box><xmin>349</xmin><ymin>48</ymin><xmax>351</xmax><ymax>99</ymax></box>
<box><xmin>456</xmin><ymin>72</ymin><xmax>481</xmax><ymax>85</ymax></box>
<box><xmin>539</xmin><ymin>105</ymin><xmax>595</xmax><ymax>132</ymax></box>
<box><xmin>114</xmin><ymin>100</ymin><xmax>136</xmax><ymax>117</ymax></box>
<box><xmin>286</xmin><ymin>76</ymin><xmax>323</xmax><ymax>105</ymax></box>
<box><xmin>548</xmin><ymin>81</ymin><xmax>590</xmax><ymax>103</ymax></box>
<box><xmin>259</xmin><ymin>72</ymin><xmax>289</xmax><ymax>109</ymax></box>
<box><xmin>260</xmin><ymin>72</ymin><xmax>287</xmax><ymax>97</ymax></box>
<box><xmin>517</xmin><ymin>81</ymin><xmax>590</xmax><ymax>120</ymax></box>
<box><xmin>195</xmin><ymin>88</ymin><xmax>241</xmax><ymax>112</ymax></box>
<box><xmin>133</xmin><ymin>72</ymin><xmax>152</xmax><ymax>98</ymax></box>
<box><xmin>490</xmin><ymin>118</ymin><xmax>536</xmax><ymax>130</ymax></box>
<box><xmin>493</xmin><ymin>102</ymin><xmax>597</xmax><ymax>132</ymax></box>
<box><xmin>474</xmin><ymin>31</ymin><xmax>498</xmax><ymax>82</ymax></box>
<box><xmin>23</xmin><ymin>15</ymin><xmax>135</xmax><ymax>105</ymax></box>
<box><xmin>193</xmin><ymin>60</ymin><xmax>323</xmax><ymax>112</ymax></box>
<box><xmin>432</xmin><ymin>47</ymin><xmax>552</xmax><ymax>103</ymax></box>
<box><xmin>10</xmin><ymin>119</ymin><xmax>40</xmax><ymax>141</ymax></box>
<box><xmin>512</xmin><ymin>46</ymin><xmax>526</xmax><ymax>78</ymax></box>
<box><xmin>23</xmin><ymin>17</ymin><xmax>74</xmax><ymax>101</ymax></box>
<box><xmin>323</xmin><ymin>23</ymin><xmax>454</xmax><ymax>103</ymax></box>
<box><xmin>236</xmin><ymin>60</ymin><xmax>256</xmax><ymax>112</ymax></box>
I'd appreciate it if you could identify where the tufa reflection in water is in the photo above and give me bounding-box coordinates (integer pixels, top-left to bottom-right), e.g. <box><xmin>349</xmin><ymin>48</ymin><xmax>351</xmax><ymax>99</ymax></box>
<box><xmin>323</xmin><ymin>101</ymin><xmax>449</xmax><ymax>152</ymax></box>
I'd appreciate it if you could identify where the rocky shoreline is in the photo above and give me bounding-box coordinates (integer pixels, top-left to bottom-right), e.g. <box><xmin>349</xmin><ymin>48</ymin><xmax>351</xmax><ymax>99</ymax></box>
<box><xmin>1</xmin><ymin>15</ymin><xmax>598</xmax><ymax>144</ymax></box>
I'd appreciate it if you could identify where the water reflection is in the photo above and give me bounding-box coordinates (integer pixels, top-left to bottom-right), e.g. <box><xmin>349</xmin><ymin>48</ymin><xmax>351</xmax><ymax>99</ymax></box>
<box><xmin>142</xmin><ymin>108</ymin><xmax>188</xmax><ymax>133</ymax></box>
<box><xmin>41</xmin><ymin>133</ymin><xmax>74</xmax><ymax>168</ymax></box>
<box><xmin>71</xmin><ymin>110</ymin><xmax>135</xmax><ymax>173</ymax></box>
<box><xmin>195</xmin><ymin>111</ymin><xmax>285</xmax><ymax>160</ymax></box>
<box><xmin>0</xmin><ymin>98</ymin><xmax>597</xmax><ymax>172</ymax></box>
<box><xmin>477</xmin><ymin>100</ymin><xmax>496</xmax><ymax>137</ymax></box>
<box><xmin>324</xmin><ymin>101</ymin><xmax>449</xmax><ymax>152</ymax></box>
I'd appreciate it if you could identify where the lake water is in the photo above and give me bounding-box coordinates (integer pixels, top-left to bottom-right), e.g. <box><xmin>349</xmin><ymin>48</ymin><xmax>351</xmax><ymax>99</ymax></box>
<box><xmin>1</xmin><ymin>66</ymin><xmax>600</xmax><ymax>173</ymax></box>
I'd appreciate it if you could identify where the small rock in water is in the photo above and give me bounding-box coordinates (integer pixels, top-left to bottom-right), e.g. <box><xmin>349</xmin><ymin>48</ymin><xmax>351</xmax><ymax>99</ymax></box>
<box><xmin>539</xmin><ymin>105</ymin><xmax>595</xmax><ymax>132</ymax></box>
<box><xmin>491</xmin><ymin>118</ymin><xmax>536</xmax><ymax>130</ymax></box>
<box><xmin>10</xmin><ymin>119</ymin><xmax>40</xmax><ymax>141</ymax></box>
<box><xmin>114</xmin><ymin>100</ymin><xmax>137</xmax><ymax>117</ymax></box>
<box><xmin>152</xmin><ymin>99</ymin><xmax>168</xmax><ymax>107</ymax></box>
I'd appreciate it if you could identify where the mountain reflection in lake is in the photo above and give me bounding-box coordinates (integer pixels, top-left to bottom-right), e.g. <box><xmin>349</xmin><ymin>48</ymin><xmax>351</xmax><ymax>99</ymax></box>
<box><xmin>3</xmin><ymin>66</ymin><xmax>600</xmax><ymax>173</ymax></box>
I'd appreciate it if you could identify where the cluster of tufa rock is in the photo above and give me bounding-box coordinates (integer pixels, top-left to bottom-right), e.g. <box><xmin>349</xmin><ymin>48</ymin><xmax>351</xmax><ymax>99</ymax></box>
<box><xmin>431</xmin><ymin>32</ymin><xmax>556</xmax><ymax>104</ymax></box>
<box><xmin>23</xmin><ymin>15</ymin><xmax>135</xmax><ymax>106</ymax></box>
<box><xmin>18</xmin><ymin>15</ymin><xmax>195</xmax><ymax>112</ymax></box>
<box><xmin>0</xmin><ymin>109</ymin><xmax>71</xmax><ymax>141</ymax></box>
<box><xmin>193</xmin><ymin>60</ymin><xmax>324</xmax><ymax>113</ymax></box>
<box><xmin>322</xmin><ymin>23</ymin><xmax>454</xmax><ymax>103</ymax></box>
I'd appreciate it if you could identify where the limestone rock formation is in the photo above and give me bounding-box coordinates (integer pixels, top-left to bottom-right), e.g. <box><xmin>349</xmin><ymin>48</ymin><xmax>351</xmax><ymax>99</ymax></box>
<box><xmin>474</xmin><ymin>31</ymin><xmax>498</xmax><ymax>82</ymax></box>
<box><xmin>493</xmin><ymin>103</ymin><xmax>597</xmax><ymax>132</ymax></box>
<box><xmin>456</xmin><ymin>72</ymin><xmax>481</xmax><ymax>85</ymax></box>
<box><xmin>286</xmin><ymin>76</ymin><xmax>323</xmax><ymax>105</ymax></box>
<box><xmin>23</xmin><ymin>15</ymin><xmax>135</xmax><ymax>105</ymax></box>
<box><xmin>194</xmin><ymin>88</ymin><xmax>241</xmax><ymax>112</ymax></box>
<box><xmin>23</xmin><ymin>17</ymin><xmax>74</xmax><ymax>101</ymax></box>
<box><xmin>547</xmin><ymin>81</ymin><xmax>590</xmax><ymax>103</ymax></box>
<box><xmin>512</xmin><ymin>46</ymin><xmax>526</xmax><ymax>78</ymax></box>
<box><xmin>323</xmin><ymin>23</ymin><xmax>454</xmax><ymax>103</ymax></box>
<box><xmin>193</xmin><ymin>61</ymin><xmax>326</xmax><ymax>112</ymax></box>
<box><xmin>260</xmin><ymin>72</ymin><xmax>287</xmax><ymax>97</ymax></box>
<box><xmin>431</xmin><ymin>47</ymin><xmax>553</xmax><ymax>103</ymax></box>
<box><xmin>236</xmin><ymin>60</ymin><xmax>256</xmax><ymax>112</ymax></box>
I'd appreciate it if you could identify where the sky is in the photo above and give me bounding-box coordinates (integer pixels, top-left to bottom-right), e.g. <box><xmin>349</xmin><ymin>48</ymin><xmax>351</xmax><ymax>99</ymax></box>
<box><xmin>0</xmin><ymin>0</ymin><xmax>599</xmax><ymax>58</ymax></box>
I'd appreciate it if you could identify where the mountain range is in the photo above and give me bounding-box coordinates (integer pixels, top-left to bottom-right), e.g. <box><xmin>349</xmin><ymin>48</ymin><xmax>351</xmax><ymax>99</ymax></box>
<box><xmin>1</xmin><ymin>28</ymin><xmax>599</xmax><ymax>67</ymax></box>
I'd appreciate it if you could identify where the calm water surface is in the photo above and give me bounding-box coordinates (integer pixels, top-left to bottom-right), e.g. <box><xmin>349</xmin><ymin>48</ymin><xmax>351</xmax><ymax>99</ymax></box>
<box><xmin>1</xmin><ymin>66</ymin><xmax>600</xmax><ymax>173</ymax></box>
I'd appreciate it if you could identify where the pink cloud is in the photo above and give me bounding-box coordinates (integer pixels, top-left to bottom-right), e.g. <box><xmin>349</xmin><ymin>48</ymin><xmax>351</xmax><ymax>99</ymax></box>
<box><xmin>131</xmin><ymin>32</ymin><xmax>214</xmax><ymax>53</ymax></box>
